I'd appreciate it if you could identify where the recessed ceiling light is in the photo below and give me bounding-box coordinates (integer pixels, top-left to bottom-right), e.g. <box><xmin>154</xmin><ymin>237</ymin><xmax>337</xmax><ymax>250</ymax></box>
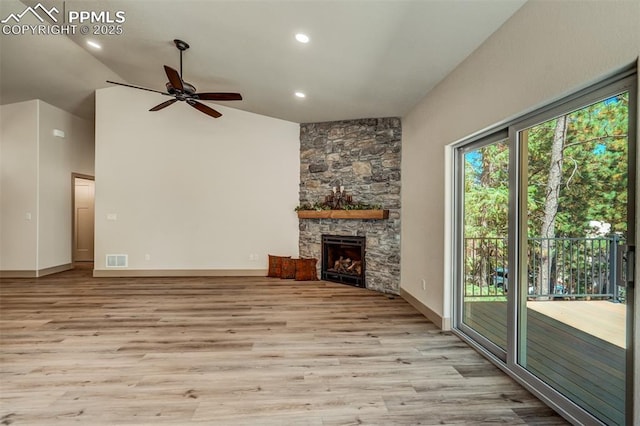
<box><xmin>87</xmin><ymin>40</ymin><xmax>102</xmax><ymax>49</ymax></box>
<box><xmin>295</xmin><ymin>92</ymin><xmax>306</xmax><ymax>98</ymax></box>
<box><xmin>295</xmin><ymin>33</ymin><xmax>310</xmax><ymax>43</ymax></box>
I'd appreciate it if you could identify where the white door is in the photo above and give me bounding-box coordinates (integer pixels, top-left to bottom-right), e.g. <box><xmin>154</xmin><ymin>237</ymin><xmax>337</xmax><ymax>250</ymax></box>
<box><xmin>74</xmin><ymin>177</ymin><xmax>95</xmax><ymax>262</ymax></box>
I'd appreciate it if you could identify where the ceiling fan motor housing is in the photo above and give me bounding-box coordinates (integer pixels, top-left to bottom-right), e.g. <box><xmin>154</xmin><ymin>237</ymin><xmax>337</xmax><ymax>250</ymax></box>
<box><xmin>166</xmin><ymin>81</ymin><xmax>196</xmax><ymax>96</ymax></box>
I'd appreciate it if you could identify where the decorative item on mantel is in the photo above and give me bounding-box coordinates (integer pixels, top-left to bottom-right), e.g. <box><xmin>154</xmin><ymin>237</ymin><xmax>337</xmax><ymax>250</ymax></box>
<box><xmin>296</xmin><ymin>186</ymin><xmax>389</xmax><ymax>220</ymax></box>
<box><xmin>326</xmin><ymin>185</ymin><xmax>351</xmax><ymax>209</ymax></box>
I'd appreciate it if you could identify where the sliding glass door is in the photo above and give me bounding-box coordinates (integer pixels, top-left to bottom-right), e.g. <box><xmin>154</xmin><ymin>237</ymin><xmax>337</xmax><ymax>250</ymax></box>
<box><xmin>516</xmin><ymin>88</ymin><xmax>633</xmax><ymax>425</ymax></box>
<box><xmin>454</xmin><ymin>72</ymin><xmax>636</xmax><ymax>425</ymax></box>
<box><xmin>457</xmin><ymin>134</ymin><xmax>509</xmax><ymax>356</ymax></box>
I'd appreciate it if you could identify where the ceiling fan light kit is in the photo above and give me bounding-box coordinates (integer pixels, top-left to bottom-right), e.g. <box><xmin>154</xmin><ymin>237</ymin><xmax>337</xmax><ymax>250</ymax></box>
<box><xmin>106</xmin><ymin>39</ymin><xmax>242</xmax><ymax>118</ymax></box>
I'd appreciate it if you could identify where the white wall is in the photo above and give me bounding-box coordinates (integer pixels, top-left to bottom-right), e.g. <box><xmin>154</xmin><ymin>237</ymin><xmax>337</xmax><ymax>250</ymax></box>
<box><xmin>0</xmin><ymin>101</ymin><xmax>38</xmax><ymax>271</ymax></box>
<box><xmin>401</xmin><ymin>0</ymin><xmax>640</xmax><ymax>327</ymax></box>
<box><xmin>94</xmin><ymin>87</ymin><xmax>300</xmax><ymax>273</ymax></box>
<box><xmin>0</xmin><ymin>100</ymin><xmax>94</xmax><ymax>273</ymax></box>
<box><xmin>38</xmin><ymin>101</ymin><xmax>94</xmax><ymax>269</ymax></box>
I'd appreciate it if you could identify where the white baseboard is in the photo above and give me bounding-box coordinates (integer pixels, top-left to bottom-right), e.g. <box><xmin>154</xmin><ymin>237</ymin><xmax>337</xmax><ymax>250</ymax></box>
<box><xmin>400</xmin><ymin>288</ymin><xmax>451</xmax><ymax>330</ymax></box>
<box><xmin>0</xmin><ymin>263</ymin><xmax>73</xmax><ymax>278</ymax></box>
<box><xmin>93</xmin><ymin>268</ymin><xmax>268</xmax><ymax>278</ymax></box>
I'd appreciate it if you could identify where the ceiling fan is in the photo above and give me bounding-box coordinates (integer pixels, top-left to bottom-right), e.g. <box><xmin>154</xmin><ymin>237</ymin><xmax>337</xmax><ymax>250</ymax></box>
<box><xmin>106</xmin><ymin>39</ymin><xmax>242</xmax><ymax>118</ymax></box>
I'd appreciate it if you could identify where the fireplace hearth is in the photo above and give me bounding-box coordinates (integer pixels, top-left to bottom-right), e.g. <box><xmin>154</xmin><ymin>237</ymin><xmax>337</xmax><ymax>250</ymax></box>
<box><xmin>322</xmin><ymin>235</ymin><xmax>365</xmax><ymax>288</ymax></box>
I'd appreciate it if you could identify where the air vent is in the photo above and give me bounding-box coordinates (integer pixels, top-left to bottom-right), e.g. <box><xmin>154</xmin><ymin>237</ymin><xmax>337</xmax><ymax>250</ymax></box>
<box><xmin>106</xmin><ymin>254</ymin><xmax>128</xmax><ymax>268</ymax></box>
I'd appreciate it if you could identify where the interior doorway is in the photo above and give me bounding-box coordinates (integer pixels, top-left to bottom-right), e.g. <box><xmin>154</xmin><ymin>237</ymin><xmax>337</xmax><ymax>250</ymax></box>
<box><xmin>72</xmin><ymin>174</ymin><xmax>95</xmax><ymax>263</ymax></box>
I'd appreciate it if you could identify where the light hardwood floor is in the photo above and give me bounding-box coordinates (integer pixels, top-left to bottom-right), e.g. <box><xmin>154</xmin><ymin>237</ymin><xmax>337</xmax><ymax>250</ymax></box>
<box><xmin>0</xmin><ymin>268</ymin><xmax>567</xmax><ymax>425</ymax></box>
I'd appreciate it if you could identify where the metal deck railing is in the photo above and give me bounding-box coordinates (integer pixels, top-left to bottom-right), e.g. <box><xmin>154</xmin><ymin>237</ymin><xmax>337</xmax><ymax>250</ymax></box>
<box><xmin>463</xmin><ymin>235</ymin><xmax>626</xmax><ymax>301</ymax></box>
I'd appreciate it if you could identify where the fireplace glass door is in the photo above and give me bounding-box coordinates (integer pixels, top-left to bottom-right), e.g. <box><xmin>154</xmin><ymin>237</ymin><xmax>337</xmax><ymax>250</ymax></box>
<box><xmin>322</xmin><ymin>235</ymin><xmax>365</xmax><ymax>288</ymax></box>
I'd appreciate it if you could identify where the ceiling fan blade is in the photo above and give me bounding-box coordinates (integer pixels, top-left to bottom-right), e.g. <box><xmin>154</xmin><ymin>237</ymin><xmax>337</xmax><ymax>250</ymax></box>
<box><xmin>149</xmin><ymin>99</ymin><xmax>178</xmax><ymax>111</ymax></box>
<box><xmin>196</xmin><ymin>92</ymin><xmax>243</xmax><ymax>101</ymax></box>
<box><xmin>164</xmin><ymin>65</ymin><xmax>184</xmax><ymax>92</ymax></box>
<box><xmin>106</xmin><ymin>80</ymin><xmax>170</xmax><ymax>95</ymax></box>
<box><xmin>188</xmin><ymin>100</ymin><xmax>222</xmax><ymax>118</ymax></box>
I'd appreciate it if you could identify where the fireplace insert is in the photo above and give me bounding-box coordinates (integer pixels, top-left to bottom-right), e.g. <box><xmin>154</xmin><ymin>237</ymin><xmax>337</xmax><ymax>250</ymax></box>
<box><xmin>321</xmin><ymin>235</ymin><xmax>365</xmax><ymax>288</ymax></box>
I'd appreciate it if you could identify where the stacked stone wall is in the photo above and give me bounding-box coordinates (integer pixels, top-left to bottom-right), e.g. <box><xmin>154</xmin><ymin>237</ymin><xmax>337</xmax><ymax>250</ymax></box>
<box><xmin>299</xmin><ymin>117</ymin><xmax>401</xmax><ymax>294</ymax></box>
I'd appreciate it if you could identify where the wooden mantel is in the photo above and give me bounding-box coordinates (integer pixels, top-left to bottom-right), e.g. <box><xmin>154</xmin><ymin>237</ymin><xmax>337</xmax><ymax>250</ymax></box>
<box><xmin>296</xmin><ymin>209</ymin><xmax>389</xmax><ymax>220</ymax></box>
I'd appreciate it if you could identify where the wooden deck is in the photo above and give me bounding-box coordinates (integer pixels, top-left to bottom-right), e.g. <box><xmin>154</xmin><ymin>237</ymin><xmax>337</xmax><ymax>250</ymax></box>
<box><xmin>528</xmin><ymin>300</ymin><xmax>626</xmax><ymax>348</ymax></box>
<box><xmin>463</xmin><ymin>299</ymin><xmax>626</xmax><ymax>425</ymax></box>
<box><xmin>0</xmin><ymin>268</ymin><xmax>567</xmax><ymax>425</ymax></box>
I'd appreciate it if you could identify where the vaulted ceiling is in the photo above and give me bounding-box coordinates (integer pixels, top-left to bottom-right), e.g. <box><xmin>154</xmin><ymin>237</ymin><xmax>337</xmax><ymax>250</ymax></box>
<box><xmin>0</xmin><ymin>0</ymin><xmax>526</xmax><ymax>123</ymax></box>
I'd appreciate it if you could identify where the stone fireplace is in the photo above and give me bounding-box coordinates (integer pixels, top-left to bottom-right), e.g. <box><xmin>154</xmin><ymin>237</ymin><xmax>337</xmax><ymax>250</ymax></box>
<box><xmin>298</xmin><ymin>117</ymin><xmax>401</xmax><ymax>294</ymax></box>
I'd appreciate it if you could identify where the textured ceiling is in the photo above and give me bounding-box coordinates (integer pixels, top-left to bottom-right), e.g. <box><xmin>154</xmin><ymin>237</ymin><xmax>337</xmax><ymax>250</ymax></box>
<box><xmin>0</xmin><ymin>0</ymin><xmax>526</xmax><ymax>123</ymax></box>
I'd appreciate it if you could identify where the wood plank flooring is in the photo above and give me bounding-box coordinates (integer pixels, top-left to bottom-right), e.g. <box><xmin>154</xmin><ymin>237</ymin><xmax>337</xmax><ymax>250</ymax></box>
<box><xmin>463</xmin><ymin>301</ymin><xmax>625</xmax><ymax>425</ymax></box>
<box><xmin>1</xmin><ymin>268</ymin><xmax>567</xmax><ymax>425</ymax></box>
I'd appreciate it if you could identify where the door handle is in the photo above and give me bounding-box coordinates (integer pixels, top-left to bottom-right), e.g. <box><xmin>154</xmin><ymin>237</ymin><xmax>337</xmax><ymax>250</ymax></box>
<box><xmin>626</xmin><ymin>245</ymin><xmax>635</xmax><ymax>288</ymax></box>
